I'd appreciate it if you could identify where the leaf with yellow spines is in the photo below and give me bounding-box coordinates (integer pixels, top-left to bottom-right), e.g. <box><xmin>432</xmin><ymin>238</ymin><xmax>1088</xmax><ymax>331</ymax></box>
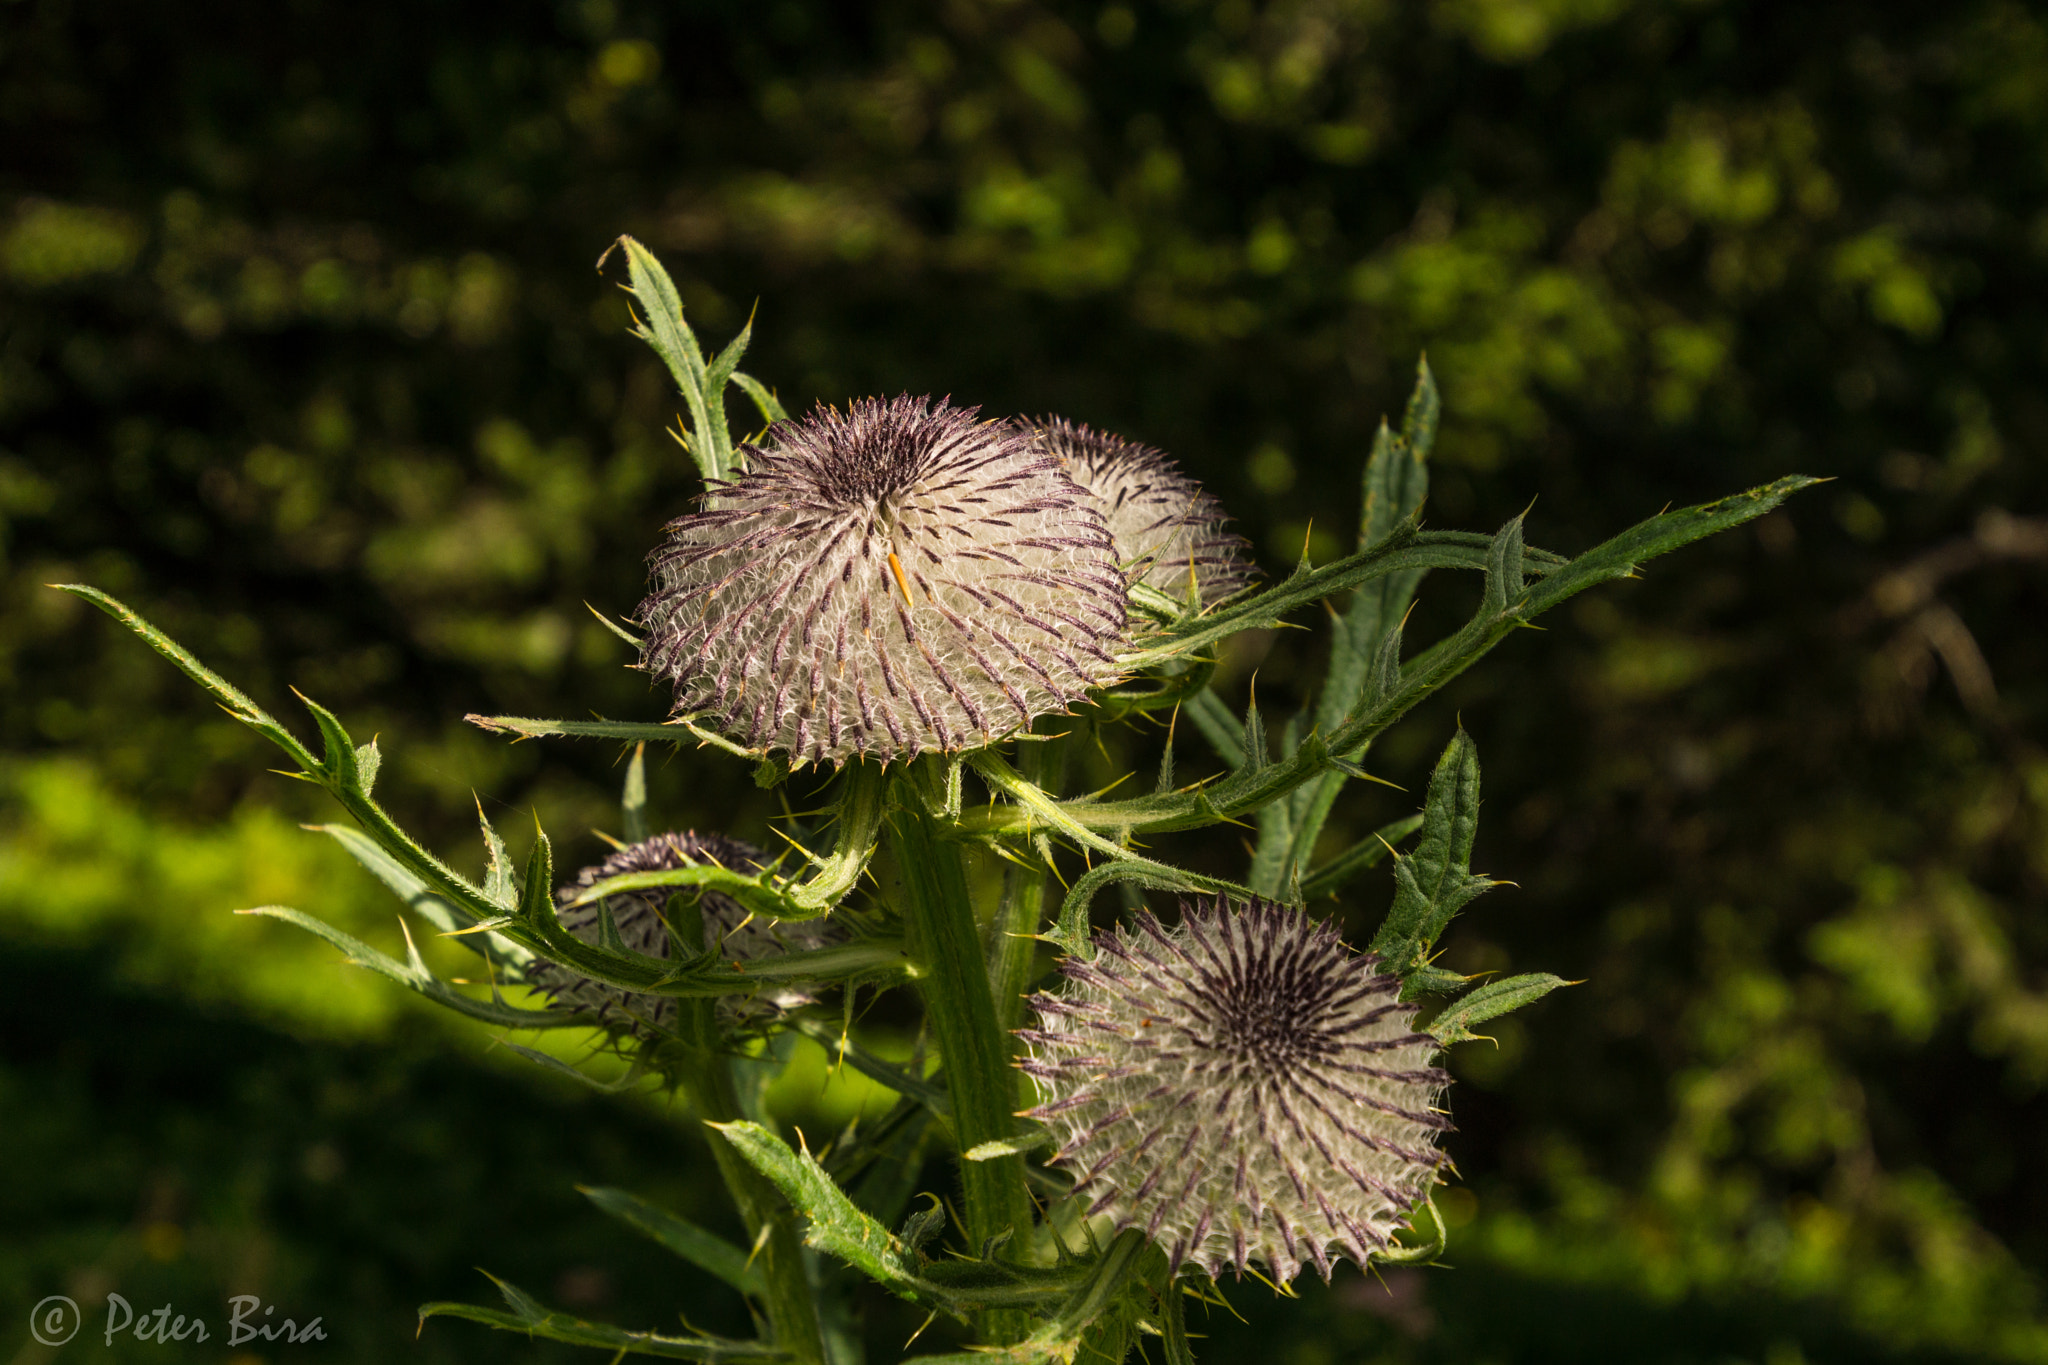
<box><xmin>1428</xmin><ymin>973</ymin><xmax>1575</xmax><ymax>1044</ymax></box>
<box><xmin>419</xmin><ymin>1271</ymin><xmax>779</xmax><ymax>1359</ymax></box>
<box><xmin>236</xmin><ymin>905</ymin><xmax>587</xmax><ymax>1031</ymax></box>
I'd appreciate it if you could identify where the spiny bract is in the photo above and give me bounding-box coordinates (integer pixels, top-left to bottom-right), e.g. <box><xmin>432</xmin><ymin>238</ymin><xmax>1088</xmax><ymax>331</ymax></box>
<box><xmin>640</xmin><ymin>396</ymin><xmax>1128</xmax><ymax>766</ymax></box>
<box><xmin>531</xmin><ymin>831</ymin><xmax>838</xmax><ymax>1032</ymax></box>
<box><xmin>1027</xmin><ymin>417</ymin><xmax>1256</xmax><ymax>608</ymax></box>
<box><xmin>1019</xmin><ymin>896</ymin><xmax>1451</xmax><ymax>1284</ymax></box>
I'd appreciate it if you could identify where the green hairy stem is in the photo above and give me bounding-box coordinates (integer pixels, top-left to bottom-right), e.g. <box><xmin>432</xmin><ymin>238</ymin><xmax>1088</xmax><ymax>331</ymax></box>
<box><xmin>988</xmin><ymin>726</ymin><xmax>1066</xmax><ymax>1033</ymax></box>
<box><xmin>887</xmin><ymin>772</ymin><xmax>1034</xmax><ymax>1257</ymax></box>
<box><xmin>682</xmin><ymin>1023</ymin><xmax>830</xmax><ymax>1363</ymax></box>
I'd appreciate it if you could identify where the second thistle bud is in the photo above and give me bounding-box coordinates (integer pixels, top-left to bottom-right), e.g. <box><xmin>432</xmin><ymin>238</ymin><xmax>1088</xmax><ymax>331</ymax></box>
<box><xmin>1028</xmin><ymin>417</ymin><xmax>1256</xmax><ymax>608</ymax></box>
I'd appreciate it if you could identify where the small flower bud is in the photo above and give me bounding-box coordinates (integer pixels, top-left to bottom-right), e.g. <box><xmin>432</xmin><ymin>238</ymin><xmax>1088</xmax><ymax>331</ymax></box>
<box><xmin>533</xmin><ymin>831</ymin><xmax>836</xmax><ymax>1032</ymax></box>
<box><xmin>1019</xmin><ymin>895</ymin><xmax>1450</xmax><ymax>1284</ymax></box>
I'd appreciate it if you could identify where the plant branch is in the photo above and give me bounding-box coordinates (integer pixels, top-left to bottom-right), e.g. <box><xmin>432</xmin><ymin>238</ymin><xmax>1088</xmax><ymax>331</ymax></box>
<box><xmin>887</xmin><ymin>773</ymin><xmax>1033</xmax><ymax>1261</ymax></box>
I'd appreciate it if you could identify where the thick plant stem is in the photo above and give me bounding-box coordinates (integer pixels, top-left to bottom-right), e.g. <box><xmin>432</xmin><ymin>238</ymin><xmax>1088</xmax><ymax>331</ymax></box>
<box><xmin>676</xmin><ymin>976</ymin><xmax>827</xmax><ymax>1362</ymax></box>
<box><xmin>1161</xmin><ymin>1277</ymin><xmax>1193</xmax><ymax>1365</ymax></box>
<box><xmin>889</xmin><ymin>780</ymin><xmax>1033</xmax><ymax>1255</ymax></box>
<box><xmin>989</xmin><ymin>854</ymin><xmax>1049</xmax><ymax>1033</ymax></box>
<box><xmin>989</xmin><ymin>731</ymin><xmax>1066</xmax><ymax>1032</ymax></box>
<box><xmin>691</xmin><ymin>1068</ymin><xmax>826</xmax><ymax>1363</ymax></box>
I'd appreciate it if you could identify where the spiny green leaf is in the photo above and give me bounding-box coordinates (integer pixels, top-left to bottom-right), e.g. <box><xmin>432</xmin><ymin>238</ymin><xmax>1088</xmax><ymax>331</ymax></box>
<box><xmin>715</xmin><ymin>1118</ymin><xmax>1085</xmax><ymax>1320</ymax></box>
<box><xmin>57</xmin><ymin>587</ymin><xmax>545</xmax><ymax>945</ymax></box>
<box><xmin>1359</xmin><ymin>424</ymin><xmax>1427</xmax><ymax>560</ymax></box>
<box><xmin>622</xmin><ymin>742</ymin><xmax>649</xmax><ymax>844</ymax></box>
<box><xmin>1481</xmin><ymin>515</ymin><xmax>1528</xmax><ymax>618</ymax></box>
<box><xmin>1248</xmin><ymin>795</ymin><xmax>1293</xmax><ymax>896</ymax></box>
<box><xmin>518</xmin><ymin>827</ymin><xmax>556</xmax><ymax>931</ymax></box>
<box><xmin>1299</xmin><ymin>813</ymin><xmax>1426</xmax><ymax>901</ymax></box>
<box><xmin>965</xmin><ymin>475</ymin><xmax>1816</xmax><ymax>848</ymax></box>
<box><xmin>906</xmin><ymin>1229</ymin><xmax>1149</xmax><ymax>1364</ymax></box>
<box><xmin>1370</xmin><ymin>729</ymin><xmax>1495</xmax><ymax>979</ymax></box>
<box><xmin>1400</xmin><ymin>353</ymin><xmax>1441</xmax><ymax>463</ymax></box>
<box><xmin>1162</xmin><ymin>1280</ymin><xmax>1197</xmax><ymax>1365</ymax></box>
<box><xmin>1310</xmin><ymin>352</ymin><xmax>1436</xmax><ymax>753</ymax></box>
<box><xmin>314</xmin><ymin>822</ymin><xmax>531</xmax><ymax>968</ymax></box>
<box><xmin>607</xmin><ymin>234</ymin><xmax>724</xmax><ymax>482</ymax></box>
<box><xmin>353</xmin><ymin>738</ymin><xmax>381</xmax><ymax>796</ymax></box>
<box><xmin>1363</xmin><ymin>616</ymin><xmax>1405</xmax><ymax>710</ymax></box>
<box><xmin>294</xmin><ymin>691</ymin><xmax>359</xmax><ymax>789</ymax></box>
<box><xmin>900</xmin><ymin>1199</ymin><xmax>947</xmax><ymax>1257</ymax></box>
<box><xmin>964</xmin><ymin>750</ymin><xmax>1133</xmax><ymax>865</ymax></box>
<box><xmin>560</xmin><ymin>864</ymin><xmax>788</xmax><ymax>925</ymax></box>
<box><xmin>420</xmin><ymin>1273</ymin><xmax>782</xmax><ymax>1360</ymax></box>
<box><xmin>466</xmin><ymin>712</ymin><xmax>764</xmax><ymax>759</ymax></box>
<box><xmin>1115</xmin><ymin>519</ymin><xmax>1564</xmax><ymax>671</ymax></box>
<box><xmin>1519</xmin><ymin>475</ymin><xmax>1824</xmax><ymax>618</ymax></box>
<box><xmin>1241</xmin><ymin>690</ymin><xmax>1269</xmax><ymax>775</ymax></box>
<box><xmin>709</xmin><ymin>1121</ymin><xmax>925</xmax><ymax>1298</ymax></box>
<box><xmin>498</xmin><ymin>1040</ymin><xmax>646</xmax><ymax>1091</ymax></box>
<box><xmin>1154</xmin><ymin>722</ymin><xmax>1176</xmax><ymax>795</ymax></box>
<box><xmin>236</xmin><ymin>906</ymin><xmax>583</xmax><ymax>1030</ymax></box>
<box><xmin>705</xmin><ymin>307</ymin><xmax>755</xmax><ymax>391</ymax></box>
<box><xmin>52</xmin><ymin>584</ymin><xmax>322</xmax><ymax>775</ymax></box>
<box><xmin>731</xmin><ymin>371</ymin><xmax>788</xmax><ymax>425</ymax></box>
<box><xmin>477</xmin><ymin>803</ymin><xmax>517</xmax><ymax>911</ymax></box>
<box><xmin>1428</xmin><ymin>973</ymin><xmax>1573</xmax><ymax>1045</ymax></box>
<box><xmin>593</xmin><ymin>896</ymin><xmax>630</xmax><ymax>956</ymax></box>
<box><xmin>1400</xmin><ymin>963</ymin><xmax>1473</xmax><ymax>999</ymax></box>
<box><xmin>1051</xmin><ymin>857</ymin><xmax>1257</xmax><ymax>954</ymax></box>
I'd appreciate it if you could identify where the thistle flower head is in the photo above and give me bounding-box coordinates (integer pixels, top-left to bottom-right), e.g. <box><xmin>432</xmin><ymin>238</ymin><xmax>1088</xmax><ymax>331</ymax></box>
<box><xmin>1019</xmin><ymin>896</ymin><xmax>1451</xmax><ymax>1284</ymax></box>
<box><xmin>1028</xmin><ymin>417</ymin><xmax>1256</xmax><ymax>607</ymax></box>
<box><xmin>532</xmin><ymin>831</ymin><xmax>837</xmax><ymax>1032</ymax></box>
<box><xmin>640</xmin><ymin>396</ymin><xmax>1129</xmax><ymax>766</ymax></box>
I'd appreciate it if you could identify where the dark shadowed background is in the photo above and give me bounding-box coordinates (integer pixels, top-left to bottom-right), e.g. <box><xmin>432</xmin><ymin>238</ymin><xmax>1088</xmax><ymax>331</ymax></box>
<box><xmin>3</xmin><ymin>0</ymin><xmax>2045</xmax><ymax>1361</ymax></box>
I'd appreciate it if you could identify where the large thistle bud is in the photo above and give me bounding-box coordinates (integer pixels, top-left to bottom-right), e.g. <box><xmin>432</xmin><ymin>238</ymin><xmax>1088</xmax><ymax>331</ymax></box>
<box><xmin>531</xmin><ymin>832</ymin><xmax>837</xmax><ymax>1032</ymax></box>
<box><xmin>1027</xmin><ymin>417</ymin><xmax>1256</xmax><ymax>608</ymax></box>
<box><xmin>639</xmin><ymin>396</ymin><xmax>1129</xmax><ymax>766</ymax></box>
<box><xmin>1018</xmin><ymin>896</ymin><xmax>1451</xmax><ymax>1284</ymax></box>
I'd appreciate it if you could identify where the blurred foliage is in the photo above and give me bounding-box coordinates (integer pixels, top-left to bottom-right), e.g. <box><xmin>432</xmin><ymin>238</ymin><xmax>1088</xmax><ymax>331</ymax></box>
<box><xmin>2</xmin><ymin>0</ymin><xmax>2045</xmax><ymax>1359</ymax></box>
<box><xmin>0</xmin><ymin>945</ymin><xmax>756</xmax><ymax>1364</ymax></box>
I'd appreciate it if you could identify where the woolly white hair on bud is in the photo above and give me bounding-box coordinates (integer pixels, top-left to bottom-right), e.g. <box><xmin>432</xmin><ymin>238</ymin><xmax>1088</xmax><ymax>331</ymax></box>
<box><xmin>531</xmin><ymin>831</ymin><xmax>837</xmax><ymax>1033</ymax></box>
<box><xmin>641</xmin><ymin>396</ymin><xmax>1128</xmax><ymax>766</ymax></box>
<box><xmin>1019</xmin><ymin>895</ymin><xmax>1451</xmax><ymax>1284</ymax></box>
<box><xmin>1028</xmin><ymin>417</ymin><xmax>1256</xmax><ymax>607</ymax></box>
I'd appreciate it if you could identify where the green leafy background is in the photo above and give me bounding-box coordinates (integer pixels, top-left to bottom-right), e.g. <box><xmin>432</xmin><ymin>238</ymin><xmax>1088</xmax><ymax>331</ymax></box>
<box><xmin>3</xmin><ymin>0</ymin><xmax>2044</xmax><ymax>1360</ymax></box>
